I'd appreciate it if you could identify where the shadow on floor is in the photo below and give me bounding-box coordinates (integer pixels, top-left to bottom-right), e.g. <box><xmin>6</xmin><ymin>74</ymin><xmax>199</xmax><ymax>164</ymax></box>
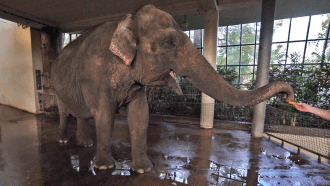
<box><xmin>0</xmin><ymin>104</ymin><xmax>329</xmax><ymax>186</ymax></box>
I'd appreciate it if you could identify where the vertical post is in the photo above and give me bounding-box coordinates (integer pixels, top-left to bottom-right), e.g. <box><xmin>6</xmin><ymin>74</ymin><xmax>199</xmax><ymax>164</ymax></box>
<box><xmin>251</xmin><ymin>0</ymin><xmax>276</xmax><ymax>138</ymax></box>
<box><xmin>200</xmin><ymin>10</ymin><xmax>219</xmax><ymax>129</ymax></box>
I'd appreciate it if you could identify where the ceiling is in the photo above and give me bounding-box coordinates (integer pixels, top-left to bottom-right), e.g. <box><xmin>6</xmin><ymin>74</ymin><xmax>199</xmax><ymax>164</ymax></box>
<box><xmin>0</xmin><ymin>0</ymin><xmax>329</xmax><ymax>33</ymax></box>
<box><xmin>0</xmin><ymin>0</ymin><xmax>220</xmax><ymax>32</ymax></box>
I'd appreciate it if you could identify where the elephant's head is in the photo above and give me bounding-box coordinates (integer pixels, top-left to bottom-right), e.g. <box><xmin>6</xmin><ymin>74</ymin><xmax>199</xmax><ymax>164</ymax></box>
<box><xmin>110</xmin><ymin>5</ymin><xmax>294</xmax><ymax>106</ymax></box>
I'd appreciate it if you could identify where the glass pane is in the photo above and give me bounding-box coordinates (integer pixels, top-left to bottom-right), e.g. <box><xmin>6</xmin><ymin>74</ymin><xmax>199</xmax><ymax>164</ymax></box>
<box><xmin>218</xmin><ymin>26</ymin><xmax>227</xmax><ymax>46</ymax></box>
<box><xmin>273</xmin><ymin>19</ymin><xmax>290</xmax><ymax>42</ymax></box>
<box><xmin>240</xmin><ymin>66</ymin><xmax>254</xmax><ymax>86</ymax></box>
<box><xmin>227</xmin><ymin>66</ymin><xmax>240</xmax><ymax>84</ymax></box>
<box><xmin>255</xmin><ymin>45</ymin><xmax>259</xmax><ymax>64</ymax></box>
<box><xmin>289</xmin><ymin>16</ymin><xmax>309</xmax><ymax>41</ymax></box>
<box><xmin>63</xmin><ymin>33</ymin><xmax>70</xmax><ymax>47</ymax></box>
<box><xmin>201</xmin><ymin>29</ymin><xmax>204</xmax><ymax>47</ymax></box>
<box><xmin>190</xmin><ymin>29</ymin><xmax>202</xmax><ymax>48</ymax></box>
<box><xmin>304</xmin><ymin>40</ymin><xmax>325</xmax><ymax>63</ymax></box>
<box><xmin>241</xmin><ymin>45</ymin><xmax>255</xmax><ymax>65</ymax></box>
<box><xmin>240</xmin><ymin>66</ymin><xmax>254</xmax><ymax>75</ymax></box>
<box><xmin>271</xmin><ymin>43</ymin><xmax>287</xmax><ymax>65</ymax></box>
<box><xmin>302</xmin><ymin>65</ymin><xmax>317</xmax><ymax>76</ymax></box>
<box><xmin>217</xmin><ymin>47</ymin><xmax>226</xmax><ymax>65</ymax></box>
<box><xmin>227</xmin><ymin>46</ymin><xmax>240</xmax><ymax>65</ymax></box>
<box><xmin>228</xmin><ymin>25</ymin><xmax>241</xmax><ymax>45</ymax></box>
<box><xmin>71</xmin><ymin>34</ymin><xmax>77</xmax><ymax>41</ymax></box>
<box><xmin>256</xmin><ymin>22</ymin><xmax>261</xmax><ymax>44</ymax></box>
<box><xmin>184</xmin><ymin>31</ymin><xmax>189</xmax><ymax>37</ymax></box>
<box><xmin>227</xmin><ymin>66</ymin><xmax>239</xmax><ymax>72</ymax></box>
<box><xmin>241</xmin><ymin>74</ymin><xmax>254</xmax><ymax>89</ymax></box>
<box><xmin>287</xmin><ymin>42</ymin><xmax>305</xmax><ymax>64</ymax></box>
<box><xmin>242</xmin><ymin>23</ymin><xmax>256</xmax><ymax>44</ymax></box>
<box><xmin>189</xmin><ymin>30</ymin><xmax>194</xmax><ymax>43</ymax></box>
<box><xmin>325</xmin><ymin>40</ymin><xmax>330</xmax><ymax>62</ymax></box>
<box><xmin>308</xmin><ymin>14</ymin><xmax>329</xmax><ymax>39</ymax></box>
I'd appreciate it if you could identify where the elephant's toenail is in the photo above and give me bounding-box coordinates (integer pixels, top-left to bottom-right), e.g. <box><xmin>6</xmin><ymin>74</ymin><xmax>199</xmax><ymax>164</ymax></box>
<box><xmin>137</xmin><ymin>169</ymin><xmax>145</xmax><ymax>174</ymax></box>
<box><xmin>99</xmin><ymin>165</ymin><xmax>107</xmax><ymax>170</ymax></box>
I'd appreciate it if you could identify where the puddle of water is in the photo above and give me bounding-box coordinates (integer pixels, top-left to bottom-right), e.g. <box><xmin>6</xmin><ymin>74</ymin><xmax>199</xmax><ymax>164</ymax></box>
<box><xmin>87</xmin><ymin>158</ymin><xmax>131</xmax><ymax>176</ymax></box>
<box><xmin>288</xmin><ymin>153</ymin><xmax>308</xmax><ymax>165</ymax></box>
<box><xmin>111</xmin><ymin>161</ymin><xmax>131</xmax><ymax>176</ymax></box>
<box><xmin>158</xmin><ymin>170</ymin><xmax>190</xmax><ymax>184</ymax></box>
<box><xmin>158</xmin><ymin>155</ymin><xmax>248</xmax><ymax>185</ymax></box>
<box><xmin>70</xmin><ymin>154</ymin><xmax>80</xmax><ymax>172</ymax></box>
<box><xmin>268</xmin><ymin>152</ymin><xmax>309</xmax><ymax>166</ymax></box>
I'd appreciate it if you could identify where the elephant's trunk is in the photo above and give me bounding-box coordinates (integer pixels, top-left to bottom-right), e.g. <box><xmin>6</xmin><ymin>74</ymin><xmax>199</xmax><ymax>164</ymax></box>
<box><xmin>174</xmin><ymin>42</ymin><xmax>294</xmax><ymax>106</ymax></box>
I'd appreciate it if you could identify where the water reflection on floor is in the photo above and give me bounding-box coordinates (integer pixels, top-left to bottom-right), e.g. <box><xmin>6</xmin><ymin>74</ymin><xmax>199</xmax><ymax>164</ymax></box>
<box><xmin>0</xmin><ymin>105</ymin><xmax>330</xmax><ymax>186</ymax></box>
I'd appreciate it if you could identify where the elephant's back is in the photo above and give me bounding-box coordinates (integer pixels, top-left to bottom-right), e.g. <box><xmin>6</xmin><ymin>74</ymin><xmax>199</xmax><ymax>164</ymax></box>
<box><xmin>51</xmin><ymin>22</ymin><xmax>116</xmax><ymax>117</ymax></box>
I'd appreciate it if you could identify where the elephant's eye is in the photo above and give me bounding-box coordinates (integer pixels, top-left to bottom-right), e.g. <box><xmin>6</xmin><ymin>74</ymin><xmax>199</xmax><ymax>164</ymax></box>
<box><xmin>165</xmin><ymin>38</ymin><xmax>175</xmax><ymax>47</ymax></box>
<box><xmin>167</xmin><ymin>40</ymin><xmax>173</xmax><ymax>45</ymax></box>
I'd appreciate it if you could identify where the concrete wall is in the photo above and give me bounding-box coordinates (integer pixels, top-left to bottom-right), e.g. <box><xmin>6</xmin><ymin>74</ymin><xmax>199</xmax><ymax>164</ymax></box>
<box><xmin>0</xmin><ymin>19</ymin><xmax>37</xmax><ymax>113</ymax></box>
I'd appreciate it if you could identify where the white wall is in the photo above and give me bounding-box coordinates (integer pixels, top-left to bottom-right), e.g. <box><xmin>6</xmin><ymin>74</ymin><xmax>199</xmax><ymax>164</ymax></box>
<box><xmin>0</xmin><ymin>19</ymin><xmax>37</xmax><ymax>113</ymax></box>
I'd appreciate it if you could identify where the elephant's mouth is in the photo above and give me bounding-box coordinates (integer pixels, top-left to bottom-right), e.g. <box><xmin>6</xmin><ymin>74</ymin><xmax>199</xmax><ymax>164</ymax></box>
<box><xmin>145</xmin><ymin>70</ymin><xmax>183</xmax><ymax>95</ymax></box>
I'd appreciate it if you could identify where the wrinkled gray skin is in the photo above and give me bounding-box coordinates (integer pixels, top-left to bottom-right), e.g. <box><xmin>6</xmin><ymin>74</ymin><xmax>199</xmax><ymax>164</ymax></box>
<box><xmin>51</xmin><ymin>5</ymin><xmax>294</xmax><ymax>173</ymax></box>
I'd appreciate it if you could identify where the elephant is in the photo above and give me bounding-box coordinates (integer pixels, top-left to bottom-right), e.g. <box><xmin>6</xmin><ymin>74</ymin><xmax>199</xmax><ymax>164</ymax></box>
<box><xmin>51</xmin><ymin>5</ymin><xmax>294</xmax><ymax>173</ymax></box>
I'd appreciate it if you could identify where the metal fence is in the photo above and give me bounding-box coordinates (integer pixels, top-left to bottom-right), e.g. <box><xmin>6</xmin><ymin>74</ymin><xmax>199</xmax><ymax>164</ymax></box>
<box><xmin>264</xmin><ymin>106</ymin><xmax>330</xmax><ymax>162</ymax></box>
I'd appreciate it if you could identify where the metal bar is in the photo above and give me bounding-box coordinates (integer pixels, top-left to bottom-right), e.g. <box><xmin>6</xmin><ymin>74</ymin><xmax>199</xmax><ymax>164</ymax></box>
<box><xmin>239</xmin><ymin>24</ymin><xmax>243</xmax><ymax>83</ymax></box>
<box><xmin>285</xmin><ymin>18</ymin><xmax>292</xmax><ymax>66</ymax></box>
<box><xmin>302</xmin><ymin>16</ymin><xmax>312</xmax><ymax>68</ymax></box>
<box><xmin>226</xmin><ymin>26</ymin><xmax>228</xmax><ymax>70</ymax></box>
<box><xmin>223</xmin><ymin>38</ymin><xmax>330</xmax><ymax>47</ymax></box>
<box><xmin>321</xmin><ymin>17</ymin><xmax>330</xmax><ymax>63</ymax></box>
<box><xmin>265</xmin><ymin>133</ymin><xmax>330</xmax><ymax>161</ymax></box>
<box><xmin>272</xmin><ymin>38</ymin><xmax>328</xmax><ymax>44</ymax></box>
<box><xmin>254</xmin><ymin>22</ymin><xmax>258</xmax><ymax>81</ymax></box>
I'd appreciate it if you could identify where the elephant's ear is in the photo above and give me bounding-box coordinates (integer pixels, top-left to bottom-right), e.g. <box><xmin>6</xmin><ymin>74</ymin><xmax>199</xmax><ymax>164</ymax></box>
<box><xmin>110</xmin><ymin>14</ymin><xmax>136</xmax><ymax>65</ymax></box>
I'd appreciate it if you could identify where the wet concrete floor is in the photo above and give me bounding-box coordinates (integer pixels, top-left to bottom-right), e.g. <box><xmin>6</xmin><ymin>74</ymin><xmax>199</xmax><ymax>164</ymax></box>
<box><xmin>0</xmin><ymin>104</ymin><xmax>330</xmax><ymax>186</ymax></box>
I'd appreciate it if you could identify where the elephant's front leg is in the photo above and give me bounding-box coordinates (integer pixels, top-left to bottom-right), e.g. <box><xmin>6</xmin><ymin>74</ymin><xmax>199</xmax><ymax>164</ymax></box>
<box><xmin>127</xmin><ymin>90</ymin><xmax>153</xmax><ymax>173</ymax></box>
<box><xmin>92</xmin><ymin>101</ymin><xmax>116</xmax><ymax>170</ymax></box>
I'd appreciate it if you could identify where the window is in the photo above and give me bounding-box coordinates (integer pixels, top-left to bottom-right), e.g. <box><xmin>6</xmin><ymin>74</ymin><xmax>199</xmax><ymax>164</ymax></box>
<box><xmin>62</xmin><ymin>33</ymin><xmax>80</xmax><ymax>48</ymax></box>
<box><xmin>184</xmin><ymin>29</ymin><xmax>204</xmax><ymax>54</ymax></box>
<box><xmin>185</xmin><ymin>13</ymin><xmax>330</xmax><ymax>89</ymax></box>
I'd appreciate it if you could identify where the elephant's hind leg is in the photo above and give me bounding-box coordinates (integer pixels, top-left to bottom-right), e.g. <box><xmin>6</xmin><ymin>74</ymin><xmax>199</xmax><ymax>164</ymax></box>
<box><xmin>76</xmin><ymin>118</ymin><xmax>93</xmax><ymax>147</ymax></box>
<box><xmin>57</xmin><ymin>98</ymin><xmax>70</xmax><ymax>144</ymax></box>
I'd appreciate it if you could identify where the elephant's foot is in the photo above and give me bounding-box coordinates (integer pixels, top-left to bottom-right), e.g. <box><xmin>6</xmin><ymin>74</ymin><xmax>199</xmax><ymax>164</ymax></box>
<box><xmin>57</xmin><ymin>133</ymin><xmax>69</xmax><ymax>144</ymax></box>
<box><xmin>131</xmin><ymin>156</ymin><xmax>153</xmax><ymax>173</ymax></box>
<box><xmin>93</xmin><ymin>154</ymin><xmax>115</xmax><ymax>170</ymax></box>
<box><xmin>76</xmin><ymin>136</ymin><xmax>93</xmax><ymax>147</ymax></box>
<box><xmin>76</xmin><ymin>130</ymin><xmax>93</xmax><ymax>147</ymax></box>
